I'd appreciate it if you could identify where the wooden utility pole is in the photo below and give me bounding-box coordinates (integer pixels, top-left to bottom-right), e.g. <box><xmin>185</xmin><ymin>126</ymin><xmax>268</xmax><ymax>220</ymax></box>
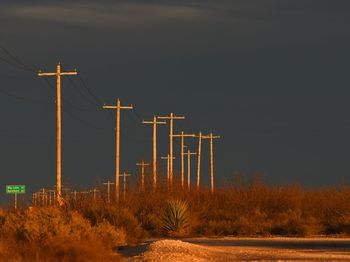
<box><xmin>158</xmin><ymin>113</ymin><xmax>185</xmax><ymax>185</ymax></box>
<box><xmin>136</xmin><ymin>161</ymin><xmax>150</xmax><ymax>192</ymax></box>
<box><xmin>196</xmin><ymin>132</ymin><xmax>211</xmax><ymax>191</ymax></box>
<box><xmin>73</xmin><ymin>190</ymin><xmax>77</xmax><ymax>202</ymax></box>
<box><xmin>38</xmin><ymin>63</ymin><xmax>78</xmax><ymax>206</ymax></box>
<box><xmin>48</xmin><ymin>189</ymin><xmax>55</xmax><ymax>206</ymax></box>
<box><xmin>183</xmin><ymin>149</ymin><xmax>196</xmax><ymax>190</ymax></box>
<box><xmin>14</xmin><ymin>193</ymin><xmax>17</xmax><ymax>209</ymax></box>
<box><xmin>202</xmin><ymin>133</ymin><xmax>221</xmax><ymax>193</ymax></box>
<box><xmin>173</xmin><ymin>131</ymin><xmax>195</xmax><ymax>188</ymax></box>
<box><xmin>91</xmin><ymin>188</ymin><xmax>99</xmax><ymax>201</ymax></box>
<box><xmin>119</xmin><ymin>172</ymin><xmax>131</xmax><ymax>201</ymax></box>
<box><xmin>196</xmin><ymin>132</ymin><xmax>203</xmax><ymax>191</ymax></box>
<box><xmin>103</xmin><ymin>98</ymin><xmax>133</xmax><ymax>202</ymax></box>
<box><xmin>161</xmin><ymin>155</ymin><xmax>175</xmax><ymax>184</ymax></box>
<box><xmin>103</xmin><ymin>179</ymin><xmax>114</xmax><ymax>204</ymax></box>
<box><xmin>32</xmin><ymin>193</ymin><xmax>36</xmax><ymax>206</ymax></box>
<box><xmin>142</xmin><ymin>116</ymin><xmax>166</xmax><ymax>189</ymax></box>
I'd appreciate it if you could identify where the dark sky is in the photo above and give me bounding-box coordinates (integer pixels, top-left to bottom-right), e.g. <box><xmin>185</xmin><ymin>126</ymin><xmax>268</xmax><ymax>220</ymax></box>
<box><xmin>0</xmin><ymin>0</ymin><xmax>350</xmax><ymax>203</ymax></box>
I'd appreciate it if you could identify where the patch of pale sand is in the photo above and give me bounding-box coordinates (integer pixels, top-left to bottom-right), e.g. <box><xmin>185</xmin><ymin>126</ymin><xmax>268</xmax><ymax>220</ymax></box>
<box><xmin>128</xmin><ymin>240</ymin><xmax>232</xmax><ymax>262</ymax></box>
<box><xmin>128</xmin><ymin>239</ymin><xmax>350</xmax><ymax>262</ymax></box>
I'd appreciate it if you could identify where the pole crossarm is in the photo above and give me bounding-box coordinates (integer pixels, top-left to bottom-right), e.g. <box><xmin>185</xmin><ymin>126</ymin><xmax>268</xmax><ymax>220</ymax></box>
<box><xmin>37</xmin><ymin>63</ymin><xmax>78</xmax><ymax>206</ymax></box>
<box><xmin>136</xmin><ymin>162</ymin><xmax>150</xmax><ymax>166</ymax></box>
<box><xmin>103</xmin><ymin>98</ymin><xmax>133</xmax><ymax>202</ymax></box>
<box><xmin>142</xmin><ymin>119</ymin><xmax>167</xmax><ymax>125</ymax></box>
<box><xmin>119</xmin><ymin>173</ymin><xmax>132</xmax><ymax>177</ymax></box>
<box><xmin>161</xmin><ymin>156</ymin><xmax>176</xmax><ymax>160</ymax></box>
<box><xmin>183</xmin><ymin>152</ymin><xmax>197</xmax><ymax>156</ymax></box>
<box><xmin>173</xmin><ymin>133</ymin><xmax>196</xmax><ymax>138</ymax></box>
<box><xmin>157</xmin><ymin>113</ymin><xmax>185</xmax><ymax>186</ymax></box>
<box><xmin>202</xmin><ymin>135</ymin><xmax>221</xmax><ymax>139</ymax></box>
<box><xmin>102</xmin><ymin>105</ymin><xmax>133</xmax><ymax>109</ymax></box>
<box><xmin>157</xmin><ymin>116</ymin><xmax>185</xmax><ymax>120</ymax></box>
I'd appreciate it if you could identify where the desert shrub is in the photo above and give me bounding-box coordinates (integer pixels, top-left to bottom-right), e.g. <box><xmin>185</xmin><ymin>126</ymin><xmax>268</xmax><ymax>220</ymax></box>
<box><xmin>80</xmin><ymin>205</ymin><xmax>144</xmax><ymax>243</ymax></box>
<box><xmin>162</xmin><ymin>199</ymin><xmax>189</xmax><ymax>237</ymax></box>
<box><xmin>0</xmin><ymin>208</ymin><xmax>124</xmax><ymax>261</ymax></box>
<box><xmin>94</xmin><ymin>221</ymin><xmax>127</xmax><ymax>247</ymax></box>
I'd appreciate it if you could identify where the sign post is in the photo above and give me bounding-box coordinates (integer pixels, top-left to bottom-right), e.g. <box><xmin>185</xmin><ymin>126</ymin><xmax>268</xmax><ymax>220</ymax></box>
<box><xmin>6</xmin><ymin>185</ymin><xmax>26</xmax><ymax>209</ymax></box>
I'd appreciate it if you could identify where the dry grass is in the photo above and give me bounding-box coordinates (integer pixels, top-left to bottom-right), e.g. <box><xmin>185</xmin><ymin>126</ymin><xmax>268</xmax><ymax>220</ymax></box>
<box><xmin>0</xmin><ymin>208</ymin><xmax>124</xmax><ymax>261</ymax></box>
<box><xmin>2</xmin><ymin>176</ymin><xmax>350</xmax><ymax>260</ymax></box>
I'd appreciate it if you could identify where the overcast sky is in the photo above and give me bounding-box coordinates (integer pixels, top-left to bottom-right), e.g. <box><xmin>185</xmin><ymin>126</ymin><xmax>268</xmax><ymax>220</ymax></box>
<box><xmin>0</xmin><ymin>0</ymin><xmax>350</xmax><ymax>203</ymax></box>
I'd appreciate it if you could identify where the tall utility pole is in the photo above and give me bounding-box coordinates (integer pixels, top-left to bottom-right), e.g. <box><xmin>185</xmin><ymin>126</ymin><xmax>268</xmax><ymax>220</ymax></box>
<box><xmin>38</xmin><ymin>63</ymin><xmax>78</xmax><ymax>206</ymax></box>
<box><xmin>196</xmin><ymin>132</ymin><xmax>203</xmax><ymax>191</ymax></box>
<box><xmin>161</xmin><ymin>155</ymin><xmax>175</xmax><ymax>184</ymax></box>
<box><xmin>136</xmin><ymin>161</ymin><xmax>150</xmax><ymax>192</ymax></box>
<box><xmin>183</xmin><ymin>149</ymin><xmax>196</xmax><ymax>190</ymax></box>
<box><xmin>202</xmin><ymin>133</ymin><xmax>221</xmax><ymax>193</ymax></box>
<box><xmin>196</xmin><ymin>132</ymin><xmax>211</xmax><ymax>191</ymax></box>
<box><xmin>103</xmin><ymin>98</ymin><xmax>133</xmax><ymax>202</ymax></box>
<box><xmin>91</xmin><ymin>188</ymin><xmax>99</xmax><ymax>201</ymax></box>
<box><xmin>48</xmin><ymin>189</ymin><xmax>56</xmax><ymax>206</ymax></box>
<box><xmin>158</xmin><ymin>113</ymin><xmax>185</xmax><ymax>185</ymax></box>
<box><xmin>119</xmin><ymin>172</ymin><xmax>131</xmax><ymax>201</ymax></box>
<box><xmin>103</xmin><ymin>179</ymin><xmax>114</xmax><ymax>204</ymax></box>
<box><xmin>142</xmin><ymin>116</ymin><xmax>166</xmax><ymax>189</ymax></box>
<box><xmin>173</xmin><ymin>131</ymin><xmax>195</xmax><ymax>189</ymax></box>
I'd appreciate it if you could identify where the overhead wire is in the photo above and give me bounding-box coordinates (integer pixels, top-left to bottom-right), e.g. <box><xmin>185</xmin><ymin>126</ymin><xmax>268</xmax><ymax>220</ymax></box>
<box><xmin>77</xmin><ymin>75</ymin><xmax>103</xmax><ymax>105</ymax></box>
<box><xmin>0</xmin><ymin>87</ymin><xmax>49</xmax><ymax>104</ymax></box>
<box><xmin>0</xmin><ymin>45</ymin><xmax>36</xmax><ymax>72</ymax></box>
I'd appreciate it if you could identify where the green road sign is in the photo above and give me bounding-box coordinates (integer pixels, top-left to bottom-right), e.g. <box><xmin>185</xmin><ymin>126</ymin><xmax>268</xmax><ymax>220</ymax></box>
<box><xmin>6</xmin><ymin>185</ymin><xmax>25</xmax><ymax>194</ymax></box>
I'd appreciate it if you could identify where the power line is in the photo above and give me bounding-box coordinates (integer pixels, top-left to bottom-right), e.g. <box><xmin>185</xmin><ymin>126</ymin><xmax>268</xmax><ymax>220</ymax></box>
<box><xmin>0</xmin><ymin>87</ymin><xmax>50</xmax><ymax>104</ymax></box>
<box><xmin>41</xmin><ymin>78</ymin><xmax>93</xmax><ymax>112</ymax></box>
<box><xmin>77</xmin><ymin>75</ymin><xmax>103</xmax><ymax>105</ymax></box>
<box><xmin>65</xmin><ymin>75</ymin><xmax>99</xmax><ymax>107</ymax></box>
<box><xmin>62</xmin><ymin>106</ymin><xmax>108</xmax><ymax>131</ymax></box>
<box><xmin>0</xmin><ymin>45</ymin><xmax>36</xmax><ymax>72</ymax></box>
<box><xmin>0</xmin><ymin>55</ymin><xmax>30</xmax><ymax>72</ymax></box>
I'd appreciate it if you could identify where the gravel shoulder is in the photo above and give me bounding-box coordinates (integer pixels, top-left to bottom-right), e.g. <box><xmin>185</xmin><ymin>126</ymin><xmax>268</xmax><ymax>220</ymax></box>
<box><xmin>121</xmin><ymin>237</ymin><xmax>350</xmax><ymax>261</ymax></box>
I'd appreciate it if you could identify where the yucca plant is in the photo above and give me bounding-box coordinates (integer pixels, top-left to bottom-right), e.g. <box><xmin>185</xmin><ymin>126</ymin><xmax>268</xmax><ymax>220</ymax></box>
<box><xmin>162</xmin><ymin>199</ymin><xmax>189</xmax><ymax>236</ymax></box>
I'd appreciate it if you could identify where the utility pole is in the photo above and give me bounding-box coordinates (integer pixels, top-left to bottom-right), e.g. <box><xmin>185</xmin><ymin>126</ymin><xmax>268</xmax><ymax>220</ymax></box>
<box><xmin>183</xmin><ymin>149</ymin><xmax>196</xmax><ymax>190</ymax></box>
<box><xmin>158</xmin><ymin>113</ymin><xmax>185</xmax><ymax>185</ymax></box>
<box><xmin>202</xmin><ymin>133</ymin><xmax>221</xmax><ymax>193</ymax></box>
<box><xmin>41</xmin><ymin>188</ymin><xmax>46</xmax><ymax>206</ymax></box>
<box><xmin>136</xmin><ymin>161</ymin><xmax>150</xmax><ymax>192</ymax></box>
<box><xmin>142</xmin><ymin>116</ymin><xmax>166</xmax><ymax>189</ymax></box>
<box><xmin>32</xmin><ymin>193</ymin><xmax>36</xmax><ymax>206</ymax></box>
<box><xmin>119</xmin><ymin>172</ymin><xmax>131</xmax><ymax>201</ymax></box>
<box><xmin>103</xmin><ymin>179</ymin><xmax>114</xmax><ymax>204</ymax></box>
<box><xmin>161</xmin><ymin>155</ymin><xmax>175</xmax><ymax>184</ymax></box>
<box><xmin>73</xmin><ymin>190</ymin><xmax>77</xmax><ymax>202</ymax></box>
<box><xmin>14</xmin><ymin>192</ymin><xmax>17</xmax><ymax>210</ymax></box>
<box><xmin>91</xmin><ymin>188</ymin><xmax>99</xmax><ymax>201</ymax></box>
<box><xmin>47</xmin><ymin>189</ymin><xmax>55</xmax><ymax>206</ymax></box>
<box><xmin>103</xmin><ymin>98</ymin><xmax>133</xmax><ymax>202</ymax></box>
<box><xmin>38</xmin><ymin>63</ymin><xmax>78</xmax><ymax>206</ymax></box>
<box><xmin>196</xmin><ymin>132</ymin><xmax>211</xmax><ymax>191</ymax></box>
<box><xmin>173</xmin><ymin>131</ymin><xmax>196</xmax><ymax>188</ymax></box>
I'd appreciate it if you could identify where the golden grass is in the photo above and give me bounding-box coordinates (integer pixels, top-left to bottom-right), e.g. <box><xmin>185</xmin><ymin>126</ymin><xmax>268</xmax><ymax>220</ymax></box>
<box><xmin>2</xmin><ymin>176</ymin><xmax>350</xmax><ymax>260</ymax></box>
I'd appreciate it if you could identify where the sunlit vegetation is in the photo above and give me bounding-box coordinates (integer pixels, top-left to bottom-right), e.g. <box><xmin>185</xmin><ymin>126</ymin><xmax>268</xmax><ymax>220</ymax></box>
<box><xmin>2</xmin><ymin>177</ymin><xmax>350</xmax><ymax>260</ymax></box>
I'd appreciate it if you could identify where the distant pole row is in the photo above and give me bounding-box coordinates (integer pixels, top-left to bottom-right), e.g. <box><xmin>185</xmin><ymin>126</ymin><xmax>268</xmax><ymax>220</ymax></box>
<box><xmin>36</xmin><ymin>63</ymin><xmax>221</xmax><ymax>206</ymax></box>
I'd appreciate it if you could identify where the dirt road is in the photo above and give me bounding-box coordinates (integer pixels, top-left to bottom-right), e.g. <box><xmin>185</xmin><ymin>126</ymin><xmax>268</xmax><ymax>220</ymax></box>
<box><xmin>120</xmin><ymin>237</ymin><xmax>350</xmax><ymax>261</ymax></box>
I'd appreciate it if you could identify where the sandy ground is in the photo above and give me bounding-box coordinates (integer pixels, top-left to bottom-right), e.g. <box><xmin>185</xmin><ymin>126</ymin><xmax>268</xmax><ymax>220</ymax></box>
<box><xmin>120</xmin><ymin>238</ymin><xmax>350</xmax><ymax>261</ymax></box>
